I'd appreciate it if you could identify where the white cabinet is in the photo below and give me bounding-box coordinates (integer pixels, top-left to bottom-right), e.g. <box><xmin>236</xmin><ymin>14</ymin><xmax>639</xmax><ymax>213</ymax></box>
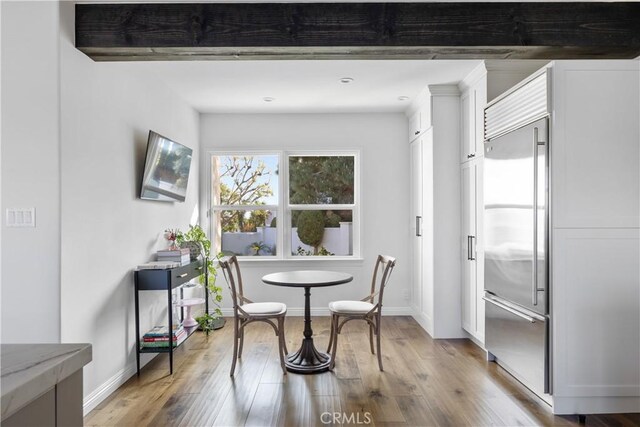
<box><xmin>408</xmin><ymin>104</ymin><xmax>430</xmax><ymax>142</ymax></box>
<box><xmin>459</xmin><ymin>70</ymin><xmax>489</xmax><ymax>344</ymax></box>
<box><xmin>460</xmin><ymin>74</ymin><xmax>487</xmax><ymax>163</ymax></box>
<box><xmin>410</xmin><ymin>136</ymin><xmax>424</xmax><ymax>316</ymax></box>
<box><xmin>461</xmin><ymin>159</ymin><xmax>484</xmax><ymax>342</ymax></box>
<box><xmin>460</xmin><ymin>90</ymin><xmax>474</xmax><ymax>162</ymax></box>
<box><xmin>547</xmin><ymin>61</ymin><xmax>640</xmax><ymax>415</ymax></box>
<box><xmin>410</xmin><ymin>85</ymin><xmax>463</xmax><ymax>339</ymax></box>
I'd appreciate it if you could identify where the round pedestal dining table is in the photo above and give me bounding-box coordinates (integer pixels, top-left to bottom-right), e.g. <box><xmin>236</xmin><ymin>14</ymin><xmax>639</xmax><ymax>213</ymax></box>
<box><xmin>262</xmin><ymin>270</ymin><xmax>353</xmax><ymax>374</ymax></box>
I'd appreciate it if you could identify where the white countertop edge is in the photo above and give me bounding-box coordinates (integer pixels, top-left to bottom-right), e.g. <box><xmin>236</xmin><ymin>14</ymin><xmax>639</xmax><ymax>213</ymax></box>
<box><xmin>1</xmin><ymin>343</ymin><xmax>92</xmax><ymax>420</ymax></box>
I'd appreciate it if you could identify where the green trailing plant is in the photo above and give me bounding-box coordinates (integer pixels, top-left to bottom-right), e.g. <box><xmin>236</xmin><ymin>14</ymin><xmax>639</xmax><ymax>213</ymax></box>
<box><xmin>296</xmin><ymin>210</ymin><xmax>325</xmax><ymax>255</ymax></box>
<box><xmin>175</xmin><ymin>225</ymin><xmax>223</xmax><ymax>333</ymax></box>
<box><xmin>195</xmin><ymin>313</ymin><xmax>220</xmax><ymax>336</ymax></box>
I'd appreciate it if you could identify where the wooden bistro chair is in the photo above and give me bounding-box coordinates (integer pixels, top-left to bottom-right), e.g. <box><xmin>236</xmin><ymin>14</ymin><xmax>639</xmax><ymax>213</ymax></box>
<box><xmin>219</xmin><ymin>256</ymin><xmax>288</xmax><ymax>376</ymax></box>
<box><xmin>327</xmin><ymin>255</ymin><xmax>396</xmax><ymax>371</ymax></box>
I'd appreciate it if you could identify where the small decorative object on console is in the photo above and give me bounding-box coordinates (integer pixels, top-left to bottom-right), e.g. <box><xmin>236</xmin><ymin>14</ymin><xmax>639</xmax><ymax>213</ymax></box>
<box><xmin>164</xmin><ymin>228</ymin><xmax>179</xmax><ymax>249</ymax></box>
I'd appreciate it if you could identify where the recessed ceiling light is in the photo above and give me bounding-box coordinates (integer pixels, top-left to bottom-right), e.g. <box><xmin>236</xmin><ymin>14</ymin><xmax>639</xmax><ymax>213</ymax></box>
<box><xmin>339</xmin><ymin>77</ymin><xmax>354</xmax><ymax>84</ymax></box>
<box><xmin>398</xmin><ymin>96</ymin><xmax>410</xmax><ymax>101</ymax></box>
<box><xmin>263</xmin><ymin>97</ymin><xmax>275</xmax><ymax>102</ymax></box>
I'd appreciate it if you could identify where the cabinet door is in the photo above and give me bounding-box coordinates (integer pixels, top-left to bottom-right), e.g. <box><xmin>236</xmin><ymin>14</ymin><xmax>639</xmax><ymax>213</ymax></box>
<box><xmin>461</xmin><ymin>161</ymin><xmax>477</xmax><ymax>332</ymax></box>
<box><xmin>460</xmin><ymin>90</ymin><xmax>476</xmax><ymax>162</ymax></box>
<box><xmin>474</xmin><ymin>84</ymin><xmax>487</xmax><ymax>158</ymax></box>
<box><xmin>409</xmin><ymin>111</ymin><xmax>421</xmax><ymax>142</ymax></box>
<box><xmin>474</xmin><ymin>160</ymin><xmax>485</xmax><ymax>342</ymax></box>
<box><xmin>410</xmin><ymin>138</ymin><xmax>423</xmax><ymax>313</ymax></box>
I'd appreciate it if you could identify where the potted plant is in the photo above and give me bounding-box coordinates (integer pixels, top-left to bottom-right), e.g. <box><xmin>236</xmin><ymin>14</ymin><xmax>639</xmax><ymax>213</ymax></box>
<box><xmin>176</xmin><ymin>225</ymin><xmax>225</xmax><ymax>335</ymax></box>
<box><xmin>249</xmin><ymin>241</ymin><xmax>271</xmax><ymax>256</ymax></box>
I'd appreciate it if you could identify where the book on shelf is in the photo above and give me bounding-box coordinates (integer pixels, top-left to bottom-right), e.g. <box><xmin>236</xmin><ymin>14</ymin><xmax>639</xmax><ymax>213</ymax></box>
<box><xmin>143</xmin><ymin>328</ymin><xmax>187</xmax><ymax>342</ymax></box>
<box><xmin>141</xmin><ymin>332</ymin><xmax>187</xmax><ymax>348</ymax></box>
<box><xmin>157</xmin><ymin>253</ymin><xmax>191</xmax><ymax>265</ymax></box>
<box><xmin>137</xmin><ymin>261</ymin><xmax>181</xmax><ymax>270</ymax></box>
<box><xmin>143</xmin><ymin>324</ymin><xmax>184</xmax><ymax>338</ymax></box>
<box><xmin>157</xmin><ymin>248</ymin><xmax>190</xmax><ymax>256</ymax></box>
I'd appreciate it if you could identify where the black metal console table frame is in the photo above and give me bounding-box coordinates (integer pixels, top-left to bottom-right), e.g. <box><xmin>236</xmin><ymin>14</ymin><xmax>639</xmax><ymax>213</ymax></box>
<box><xmin>133</xmin><ymin>260</ymin><xmax>208</xmax><ymax>375</ymax></box>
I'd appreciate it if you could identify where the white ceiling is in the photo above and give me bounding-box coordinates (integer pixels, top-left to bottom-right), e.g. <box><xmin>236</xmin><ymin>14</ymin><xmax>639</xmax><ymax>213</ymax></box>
<box><xmin>132</xmin><ymin>60</ymin><xmax>482</xmax><ymax>113</ymax></box>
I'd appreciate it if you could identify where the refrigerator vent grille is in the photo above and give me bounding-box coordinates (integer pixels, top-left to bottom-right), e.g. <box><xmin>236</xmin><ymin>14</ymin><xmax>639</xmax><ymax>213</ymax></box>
<box><xmin>484</xmin><ymin>72</ymin><xmax>548</xmax><ymax>140</ymax></box>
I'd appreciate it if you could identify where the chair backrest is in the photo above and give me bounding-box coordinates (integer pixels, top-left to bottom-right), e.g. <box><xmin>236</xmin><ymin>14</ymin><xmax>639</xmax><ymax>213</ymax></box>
<box><xmin>368</xmin><ymin>255</ymin><xmax>396</xmax><ymax>308</ymax></box>
<box><xmin>219</xmin><ymin>255</ymin><xmax>244</xmax><ymax>310</ymax></box>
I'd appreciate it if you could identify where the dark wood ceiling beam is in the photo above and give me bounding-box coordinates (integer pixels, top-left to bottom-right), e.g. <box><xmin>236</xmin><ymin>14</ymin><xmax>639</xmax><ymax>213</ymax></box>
<box><xmin>75</xmin><ymin>2</ymin><xmax>640</xmax><ymax>61</ymax></box>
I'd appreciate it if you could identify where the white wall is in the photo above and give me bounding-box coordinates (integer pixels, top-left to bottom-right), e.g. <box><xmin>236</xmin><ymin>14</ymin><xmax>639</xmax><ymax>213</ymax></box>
<box><xmin>1</xmin><ymin>1</ymin><xmax>61</xmax><ymax>343</ymax></box>
<box><xmin>200</xmin><ymin>114</ymin><xmax>411</xmax><ymax>315</ymax></box>
<box><xmin>56</xmin><ymin>2</ymin><xmax>200</xmax><ymax>411</ymax></box>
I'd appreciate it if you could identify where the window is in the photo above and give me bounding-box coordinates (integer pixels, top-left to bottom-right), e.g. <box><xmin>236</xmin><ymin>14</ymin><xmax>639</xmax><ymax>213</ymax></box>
<box><xmin>210</xmin><ymin>152</ymin><xmax>359</xmax><ymax>259</ymax></box>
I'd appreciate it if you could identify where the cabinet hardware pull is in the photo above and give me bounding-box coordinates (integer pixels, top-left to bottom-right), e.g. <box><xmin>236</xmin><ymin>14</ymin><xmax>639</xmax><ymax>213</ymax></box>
<box><xmin>414</xmin><ymin>130</ymin><xmax>420</xmax><ymax>135</ymax></box>
<box><xmin>467</xmin><ymin>153</ymin><xmax>476</xmax><ymax>159</ymax></box>
<box><xmin>415</xmin><ymin>216</ymin><xmax>422</xmax><ymax>236</ymax></box>
<box><xmin>178</xmin><ymin>273</ymin><xmax>188</xmax><ymax>278</ymax></box>
<box><xmin>470</xmin><ymin>235</ymin><xmax>476</xmax><ymax>261</ymax></box>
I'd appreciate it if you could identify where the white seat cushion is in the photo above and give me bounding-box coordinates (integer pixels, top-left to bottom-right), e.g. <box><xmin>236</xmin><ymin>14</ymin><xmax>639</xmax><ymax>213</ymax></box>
<box><xmin>329</xmin><ymin>300</ymin><xmax>375</xmax><ymax>314</ymax></box>
<box><xmin>240</xmin><ymin>302</ymin><xmax>286</xmax><ymax>316</ymax></box>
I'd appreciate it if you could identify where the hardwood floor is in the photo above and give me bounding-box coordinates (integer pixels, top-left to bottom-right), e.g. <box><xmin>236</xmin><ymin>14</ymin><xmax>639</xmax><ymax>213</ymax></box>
<box><xmin>85</xmin><ymin>317</ymin><xmax>639</xmax><ymax>427</ymax></box>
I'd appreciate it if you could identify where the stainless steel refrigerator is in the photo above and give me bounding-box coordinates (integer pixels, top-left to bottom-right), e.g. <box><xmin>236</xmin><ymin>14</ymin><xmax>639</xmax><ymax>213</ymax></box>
<box><xmin>483</xmin><ymin>116</ymin><xmax>550</xmax><ymax>402</ymax></box>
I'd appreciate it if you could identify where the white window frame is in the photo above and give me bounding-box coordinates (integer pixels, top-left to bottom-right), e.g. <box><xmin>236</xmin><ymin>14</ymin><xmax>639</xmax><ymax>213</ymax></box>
<box><xmin>208</xmin><ymin>150</ymin><xmax>360</xmax><ymax>260</ymax></box>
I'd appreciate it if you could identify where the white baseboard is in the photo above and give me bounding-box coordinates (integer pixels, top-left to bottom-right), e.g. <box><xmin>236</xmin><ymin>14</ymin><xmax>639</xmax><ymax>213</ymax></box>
<box><xmin>219</xmin><ymin>306</ymin><xmax>413</xmax><ymax>317</ymax></box>
<box><xmin>411</xmin><ymin>309</ymin><xmax>434</xmax><ymax>337</ymax></box>
<box><xmin>463</xmin><ymin>329</ymin><xmax>486</xmax><ymax>350</ymax></box>
<box><xmin>83</xmin><ymin>353</ymin><xmax>159</xmax><ymax>416</ymax></box>
<box><xmin>552</xmin><ymin>396</ymin><xmax>640</xmax><ymax>415</ymax></box>
<box><xmin>83</xmin><ymin>363</ymin><xmax>137</xmax><ymax>415</ymax></box>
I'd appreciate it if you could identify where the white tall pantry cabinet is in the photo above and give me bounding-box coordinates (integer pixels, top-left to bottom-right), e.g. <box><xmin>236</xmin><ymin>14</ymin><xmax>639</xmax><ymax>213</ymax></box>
<box><xmin>409</xmin><ymin>85</ymin><xmax>464</xmax><ymax>338</ymax></box>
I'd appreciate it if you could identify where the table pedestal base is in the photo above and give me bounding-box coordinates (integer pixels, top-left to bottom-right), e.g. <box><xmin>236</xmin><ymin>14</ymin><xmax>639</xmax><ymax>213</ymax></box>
<box><xmin>285</xmin><ymin>338</ymin><xmax>331</xmax><ymax>374</ymax></box>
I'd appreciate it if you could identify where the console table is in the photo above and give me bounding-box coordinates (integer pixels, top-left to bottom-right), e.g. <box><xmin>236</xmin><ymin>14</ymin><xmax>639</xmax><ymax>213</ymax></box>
<box><xmin>134</xmin><ymin>260</ymin><xmax>207</xmax><ymax>375</ymax></box>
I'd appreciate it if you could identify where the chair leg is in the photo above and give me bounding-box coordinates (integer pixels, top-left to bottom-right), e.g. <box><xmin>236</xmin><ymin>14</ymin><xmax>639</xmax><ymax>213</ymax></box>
<box><xmin>282</xmin><ymin>318</ymin><xmax>289</xmax><ymax>356</ymax></box>
<box><xmin>230</xmin><ymin>317</ymin><xmax>239</xmax><ymax>377</ymax></box>
<box><xmin>330</xmin><ymin>315</ymin><xmax>339</xmax><ymax>370</ymax></box>
<box><xmin>369</xmin><ymin>322</ymin><xmax>375</xmax><ymax>354</ymax></box>
<box><xmin>327</xmin><ymin>314</ymin><xmax>335</xmax><ymax>353</ymax></box>
<box><xmin>376</xmin><ymin>316</ymin><xmax>383</xmax><ymax>372</ymax></box>
<box><xmin>277</xmin><ymin>317</ymin><xmax>287</xmax><ymax>375</ymax></box>
<box><xmin>238</xmin><ymin>321</ymin><xmax>245</xmax><ymax>359</ymax></box>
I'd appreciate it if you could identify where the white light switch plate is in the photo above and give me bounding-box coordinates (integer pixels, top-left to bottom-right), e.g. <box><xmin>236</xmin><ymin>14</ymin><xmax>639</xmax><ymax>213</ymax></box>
<box><xmin>6</xmin><ymin>208</ymin><xmax>36</xmax><ymax>227</ymax></box>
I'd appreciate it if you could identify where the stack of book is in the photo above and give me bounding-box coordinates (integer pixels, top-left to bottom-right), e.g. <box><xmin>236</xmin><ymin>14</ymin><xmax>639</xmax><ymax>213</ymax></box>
<box><xmin>141</xmin><ymin>325</ymin><xmax>187</xmax><ymax>348</ymax></box>
<box><xmin>157</xmin><ymin>248</ymin><xmax>190</xmax><ymax>266</ymax></box>
<box><xmin>137</xmin><ymin>261</ymin><xmax>180</xmax><ymax>270</ymax></box>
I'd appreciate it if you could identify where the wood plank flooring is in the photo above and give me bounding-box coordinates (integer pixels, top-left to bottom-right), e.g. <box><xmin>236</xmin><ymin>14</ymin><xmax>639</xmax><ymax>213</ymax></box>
<box><xmin>85</xmin><ymin>317</ymin><xmax>639</xmax><ymax>427</ymax></box>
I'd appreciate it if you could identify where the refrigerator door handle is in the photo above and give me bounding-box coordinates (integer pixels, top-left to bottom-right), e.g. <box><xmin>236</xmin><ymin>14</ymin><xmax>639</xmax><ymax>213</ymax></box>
<box><xmin>483</xmin><ymin>296</ymin><xmax>543</xmax><ymax>323</ymax></box>
<box><xmin>532</xmin><ymin>127</ymin><xmax>539</xmax><ymax>307</ymax></box>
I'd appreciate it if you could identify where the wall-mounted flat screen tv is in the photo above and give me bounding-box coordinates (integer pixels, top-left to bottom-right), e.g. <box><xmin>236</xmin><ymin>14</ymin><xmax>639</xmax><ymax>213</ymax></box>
<box><xmin>140</xmin><ymin>131</ymin><xmax>193</xmax><ymax>202</ymax></box>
